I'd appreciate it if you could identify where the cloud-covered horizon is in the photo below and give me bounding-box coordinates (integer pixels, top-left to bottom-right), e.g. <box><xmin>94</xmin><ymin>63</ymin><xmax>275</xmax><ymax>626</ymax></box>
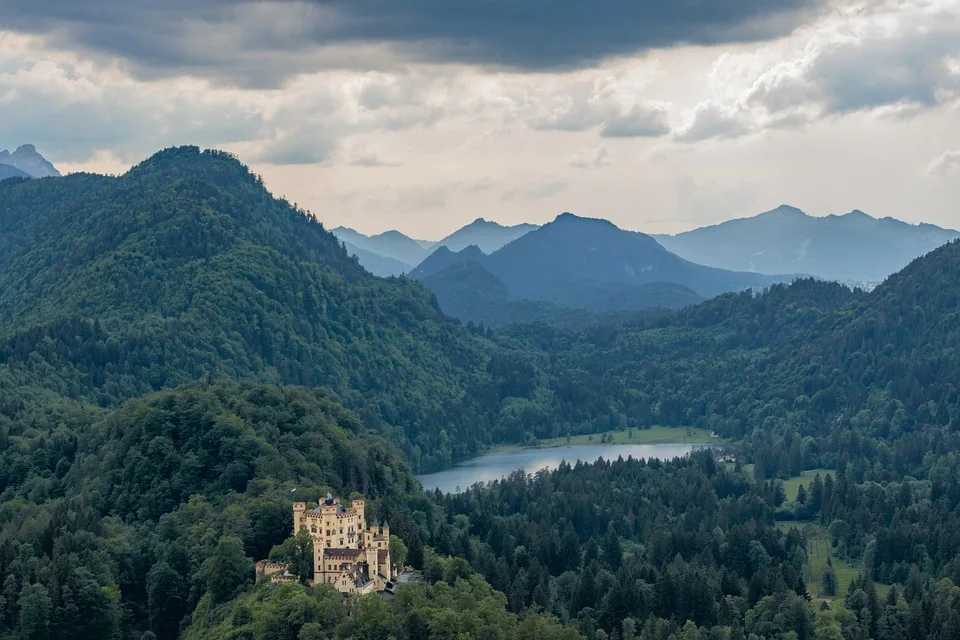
<box><xmin>1</xmin><ymin>0</ymin><xmax>958</xmax><ymax>237</ymax></box>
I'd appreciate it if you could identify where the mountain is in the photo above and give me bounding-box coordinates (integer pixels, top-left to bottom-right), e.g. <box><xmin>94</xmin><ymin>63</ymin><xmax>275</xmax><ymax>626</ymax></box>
<box><xmin>0</xmin><ymin>146</ymin><xmax>513</xmax><ymax>471</ymax></box>
<box><xmin>0</xmin><ymin>163</ymin><xmax>31</xmax><ymax>181</ymax></box>
<box><xmin>421</xmin><ymin>259</ymin><xmax>690</xmax><ymax>328</ymax></box>
<box><xmin>489</xmin><ymin>213</ymin><xmax>787</xmax><ymax>302</ymax></box>
<box><xmin>433</xmin><ymin>218</ymin><xmax>538</xmax><ymax>253</ymax></box>
<box><xmin>331</xmin><ymin>226</ymin><xmax>431</xmax><ymax>271</ymax></box>
<box><xmin>332</xmin><ymin>219</ymin><xmax>537</xmax><ymax>276</ymax></box>
<box><xmin>413</xmin><ymin>213</ymin><xmax>784</xmax><ymax>319</ymax></box>
<box><xmin>410</xmin><ymin>244</ymin><xmax>489</xmax><ymax>280</ymax></box>
<box><xmin>342</xmin><ymin>239</ymin><xmax>413</xmax><ymax>277</ymax></box>
<box><xmin>409</xmin><ymin>213</ymin><xmax>783</xmax><ymax>324</ymax></box>
<box><xmin>654</xmin><ymin>204</ymin><xmax>960</xmax><ymax>283</ymax></box>
<box><xmin>0</xmin><ymin>143</ymin><xmax>60</xmax><ymax>178</ymax></box>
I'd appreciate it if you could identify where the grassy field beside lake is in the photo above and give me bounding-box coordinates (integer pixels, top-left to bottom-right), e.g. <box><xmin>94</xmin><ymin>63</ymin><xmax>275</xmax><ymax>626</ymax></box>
<box><xmin>533</xmin><ymin>426</ymin><xmax>717</xmax><ymax>448</ymax></box>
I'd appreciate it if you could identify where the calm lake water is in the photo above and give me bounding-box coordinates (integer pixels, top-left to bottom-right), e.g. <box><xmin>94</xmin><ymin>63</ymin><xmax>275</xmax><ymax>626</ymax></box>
<box><xmin>417</xmin><ymin>443</ymin><xmax>702</xmax><ymax>493</ymax></box>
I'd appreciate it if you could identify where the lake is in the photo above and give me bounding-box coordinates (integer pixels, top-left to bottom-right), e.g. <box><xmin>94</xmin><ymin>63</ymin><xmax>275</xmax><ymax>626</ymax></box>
<box><xmin>417</xmin><ymin>443</ymin><xmax>703</xmax><ymax>493</ymax></box>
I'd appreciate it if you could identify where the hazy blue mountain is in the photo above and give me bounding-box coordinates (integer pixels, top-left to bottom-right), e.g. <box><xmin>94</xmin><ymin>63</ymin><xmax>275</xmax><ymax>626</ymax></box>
<box><xmin>409</xmin><ymin>245</ymin><xmax>489</xmax><ymax>280</ymax></box>
<box><xmin>419</xmin><ymin>258</ymin><xmax>694</xmax><ymax>327</ymax></box>
<box><xmin>342</xmin><ymin>240</ymin><xmax>412</xmax><ymax>277</ymax></box>
<box><xmin>333</xmin><ymin>219</ymin><xmax>535</xmax><ymax>275</ymax></box>
<box><xmin>654</xmin><ymin>204</ymin><xmax>960</xmax><ymax>283</ymax></box>
<box><xmin>331</xmin><ymin>226</ymin><xmax>430</xmax><ymax>272</ymax></box>
<box><xmin>0</xmin><ymin>164</ymin><xmax>31</xmax><ymax>181</ymax></box>
<box><xmin>434</xmin><ymin>218</ymin><xmax>538</xmax><ymax>253</ymax></box>
<box><xmin>0</xmin><ymin>144</ymin><xmax>60</xmax><ymax>178</ymax></box>
<box><xmin>485</xmin><ymin>212</ymin><xmax>785</xmax><ymax>303</ymax></box>
<box><xmin>411</xmin><ymin>212</ymin><xmax>774</xmax><ymax>321</ymax></box>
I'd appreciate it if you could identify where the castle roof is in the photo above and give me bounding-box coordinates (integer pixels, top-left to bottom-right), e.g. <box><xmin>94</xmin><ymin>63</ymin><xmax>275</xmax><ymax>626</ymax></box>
<box><xmin>324</xmin><ymin>548</ymin><xmax>363</xmax><ymax>561</ymax></box>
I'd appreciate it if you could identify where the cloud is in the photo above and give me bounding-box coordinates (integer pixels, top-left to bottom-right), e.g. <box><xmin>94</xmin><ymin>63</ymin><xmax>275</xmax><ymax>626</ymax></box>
<box><xmin>501</xmin><ymin>179</ymin><xmax>569</xmax><ymax>201</ymax></box>
<box><xmin>674</xmin><ymin>0</ymin><xmax>960</xmax><ymax>141</ymax></box>
<box><xmin>517</xmin><ymin>67</ymin><xmax>674</xmax><ymax>138</ymax></box>
<box><xmin>1</xmin><ymin>0</ymin><xmax>824</xmax><ymax>86</ymax></box>
<box><xmin>674</xmin><ymin>102</ymin><xmax>753</xmax><ymax>142</ymax></box>
<box><xmin>0</xmin><ymin>33</ymin><xmax>453</xmax><ymax>165</ymax></box>
<box><xmin>927</xmin><ymin>150</ymin><xmax>960</xmax><ymax>176</ymax></box>
<box><xmin>570</xmin><ymin>146</ymin><xmax>610</xmax><ymax>169</ymax></box>
<box><xmin>600</xmin><ymin>103</ymin><xmax>671</xmax><ymax>137</ymax></box>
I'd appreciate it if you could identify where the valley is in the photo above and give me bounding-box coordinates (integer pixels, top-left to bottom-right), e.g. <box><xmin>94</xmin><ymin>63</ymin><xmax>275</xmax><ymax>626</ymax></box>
<box><xmin>0</xmin><ymin>147</ymin><xmax>958</xmax><ymax>640</ymax></box>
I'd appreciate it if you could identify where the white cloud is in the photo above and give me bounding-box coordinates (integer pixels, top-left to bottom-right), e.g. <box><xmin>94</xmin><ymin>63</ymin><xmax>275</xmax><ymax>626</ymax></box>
<box><xmin>569</xmin><ymin>146</ymin><xmax>611</xmax><ymax>169</ymax></box>
<box><xmin>927</xmin><ymin>150</ymin><xmax>960</xmax><ymax>176</ymax></box>
<box><xmin>674</xmin><ymin>0</ymin><xmax>960</xmax><ymax>141</ymax></box>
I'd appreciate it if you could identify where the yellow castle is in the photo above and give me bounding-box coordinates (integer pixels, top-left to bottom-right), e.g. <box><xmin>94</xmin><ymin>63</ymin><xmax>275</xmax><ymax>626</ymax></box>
<box><xmin>257</xmin><ymin>493</ymin><xmax>394</xmax><ymax>595</ymax></box>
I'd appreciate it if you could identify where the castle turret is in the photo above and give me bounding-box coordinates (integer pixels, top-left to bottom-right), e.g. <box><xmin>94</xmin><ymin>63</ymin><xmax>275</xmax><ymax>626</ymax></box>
<box><xmin>292</xmin><ymin>501</ymin><xmax>307</xmax><ymax>533</ymax></box>
<box><xmin>352</xmin><ymin>499</ymin><xmax>365</xmax><ymax>528</ymax></box>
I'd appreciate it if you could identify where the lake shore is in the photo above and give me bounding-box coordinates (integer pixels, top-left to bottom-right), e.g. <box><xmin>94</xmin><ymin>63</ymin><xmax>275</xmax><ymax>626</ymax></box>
<box><xmin>419</xmin><ymin>438</ymin><xmax>715</xmax><ymax>493</ymax></box>
<box><xmin>486</xmin><ymin>425</ymin><xmax>718</xmax><ymax>455</ymax></box>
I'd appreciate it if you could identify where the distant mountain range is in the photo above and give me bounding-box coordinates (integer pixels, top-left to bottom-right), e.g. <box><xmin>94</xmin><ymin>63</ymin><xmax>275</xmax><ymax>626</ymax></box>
<box><xmin>411</xmin><ymin>212</ymin><xmax>789</xmax><ymax>324</ymax></box>
<box><xmin>331</xmin><ymin>218</ymin><xmax>538</xmax><ymax>276</ymax></box>
<box><xmin>0</xmin><ymin>144</ymin><xmax>60</xmax><ymax>180</ymax></box>
<box><xmin>654</xmin><ymin>205</ymin><xmax>960</xmax><ymax>283</ymax></box>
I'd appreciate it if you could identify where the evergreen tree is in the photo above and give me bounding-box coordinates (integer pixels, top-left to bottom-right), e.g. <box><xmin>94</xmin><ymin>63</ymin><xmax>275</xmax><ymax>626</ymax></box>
<box><xmin>821</xmin><ymin>558</ymin><xmax>838</xmax><ymax>597</ymax></box>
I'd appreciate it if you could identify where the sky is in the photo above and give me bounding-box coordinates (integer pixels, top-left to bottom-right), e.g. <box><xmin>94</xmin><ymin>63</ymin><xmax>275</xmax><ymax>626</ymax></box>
<box><xmin>1</xmin><ymin>0</ymin><xmax>958</xmax><ymax>239</ymax></box>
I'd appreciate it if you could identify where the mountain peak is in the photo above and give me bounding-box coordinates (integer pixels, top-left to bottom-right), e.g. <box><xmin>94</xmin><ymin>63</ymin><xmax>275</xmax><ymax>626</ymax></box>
<box><xmin>0</xmin><ymin>143</ymin><xmax>60</xmax><ymax>178</ymax></box>
<box><xmin>759</xmin><ymin>204</ymin><xmax>807</xmax><ymax>219</ymax></box>
<box><xmin>126</xmin><ymin>146</ymin><xmax>259</xmax><ymax>187</ymax></box>
<box><xmin>552</xmin><ymin>212</ymin><xmax>619</xmax><ymax>229</ymax></box>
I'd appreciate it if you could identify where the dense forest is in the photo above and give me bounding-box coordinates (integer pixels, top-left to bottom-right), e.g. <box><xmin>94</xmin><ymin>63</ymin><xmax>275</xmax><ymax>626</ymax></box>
<box><xmin>1</xmin><ymin>147</ymin><xmax>959</xmax><ymax>639</ymax></box>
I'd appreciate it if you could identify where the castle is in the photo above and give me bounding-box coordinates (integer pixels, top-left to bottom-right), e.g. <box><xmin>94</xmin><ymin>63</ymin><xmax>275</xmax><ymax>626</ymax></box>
<box><xmin>256</xmin><ymin>494</ymin><xmax>394</xmax><ymax>595</ymax></box>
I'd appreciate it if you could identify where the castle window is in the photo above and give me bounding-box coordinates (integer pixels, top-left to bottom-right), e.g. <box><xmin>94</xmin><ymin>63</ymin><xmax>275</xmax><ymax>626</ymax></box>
<box><xmin>311</xmin><ymin>525</ymin><xmax>317</xmax><ymax>533</ymax></box>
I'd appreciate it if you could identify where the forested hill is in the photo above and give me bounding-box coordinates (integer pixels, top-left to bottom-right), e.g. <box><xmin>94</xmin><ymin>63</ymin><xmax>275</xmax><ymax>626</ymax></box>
<box><xmin>0</xmin><ymin>146</ymin><xmax>497</xmax><ymax>471</ymax></box>
<box><xmin>502</xmin><ymin>240</ymin><xmax>960</xmax><ymax>477</ymax></box>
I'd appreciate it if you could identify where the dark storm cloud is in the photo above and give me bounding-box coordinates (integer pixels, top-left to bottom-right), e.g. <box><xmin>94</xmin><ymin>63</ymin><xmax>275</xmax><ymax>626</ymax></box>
<box><xmin>2</xmin><ymin>0</ymin><xmax>823</xmax><ymax>85</ymax></box>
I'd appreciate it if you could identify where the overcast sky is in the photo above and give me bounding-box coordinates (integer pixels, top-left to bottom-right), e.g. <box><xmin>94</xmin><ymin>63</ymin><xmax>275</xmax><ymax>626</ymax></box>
<box><xmin>2</xmin><ymin>0</ymin><xmax>958</xmax><ymax>238</ymax></box>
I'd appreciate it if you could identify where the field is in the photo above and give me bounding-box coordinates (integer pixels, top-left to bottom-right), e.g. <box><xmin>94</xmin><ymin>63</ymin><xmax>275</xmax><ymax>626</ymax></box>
<box><xmin>782</xmin><ymin>468</ymin><xmax>834</xmax><ymax>501</ymax></box>
<box><xmin>777</xmin><ymin>520</ymin><xmax>880</xmax><ymax>608</ymax></box>
<box><xmin>533</xmin><ymin>426</ymin><xmax>718</xmax><ymax>448</ymax></box>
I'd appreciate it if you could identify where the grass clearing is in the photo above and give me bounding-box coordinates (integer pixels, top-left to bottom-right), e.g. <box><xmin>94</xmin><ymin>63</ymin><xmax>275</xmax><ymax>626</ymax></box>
<box><xmin>777</xmin><ymin>520</ymin><xmax>890</xmax><ymax>609</ymax></box>
<box><xmin>534</xmin><ymin>426</ymin><xmax>717</xmax><ymax>448</ymax></box>
<box><xmin>782</xmin><ymin>469</ymin><xmax>834</xmax><ymax>502</ymax></box>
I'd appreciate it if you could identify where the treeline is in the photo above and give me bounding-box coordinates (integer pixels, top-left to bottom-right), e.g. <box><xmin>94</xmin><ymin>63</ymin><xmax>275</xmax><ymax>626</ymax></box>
<box><xmin>403</xmin><ymin>450</ymin><xmax>960</xmax><ymax>640</ymax></box>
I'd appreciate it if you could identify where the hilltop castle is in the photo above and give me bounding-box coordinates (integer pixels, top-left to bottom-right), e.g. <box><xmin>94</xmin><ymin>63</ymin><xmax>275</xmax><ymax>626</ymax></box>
<box><xmin>256</xmin><ymin>494</ymin><xmax>394</xmax><ymax>595</ymax></box>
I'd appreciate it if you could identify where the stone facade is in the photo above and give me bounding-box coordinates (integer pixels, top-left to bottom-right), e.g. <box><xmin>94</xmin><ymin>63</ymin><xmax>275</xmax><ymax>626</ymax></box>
<box><xmin>289</xmin><ymin>494</ymin><xmax>393</xmax><ymax>594</ymax></box>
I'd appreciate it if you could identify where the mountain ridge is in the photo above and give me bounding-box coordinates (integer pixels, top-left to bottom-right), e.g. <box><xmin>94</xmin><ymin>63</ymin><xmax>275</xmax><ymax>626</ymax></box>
<box><xmin>654</xmin><ymin>204</ymin><xmax>960</xmax><ymax>282</ymax></box>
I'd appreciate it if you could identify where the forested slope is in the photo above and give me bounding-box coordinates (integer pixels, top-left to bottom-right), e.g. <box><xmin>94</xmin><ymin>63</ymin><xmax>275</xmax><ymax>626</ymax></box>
<box><xmin>0</xmin><ymin>147</ymin><xmax>499</xmax><ymax>470</ymax></box>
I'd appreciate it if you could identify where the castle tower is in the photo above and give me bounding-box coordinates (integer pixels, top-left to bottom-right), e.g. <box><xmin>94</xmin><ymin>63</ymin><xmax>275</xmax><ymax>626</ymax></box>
<box><xmin>351</xmin><ymin>499</ymin><xmax>365</xmax><ymax>529</ymax></box>
<box><xmin>292</xmin><ymin>501</ymin><xmax>306</xmax><ymax>533</ymax></box>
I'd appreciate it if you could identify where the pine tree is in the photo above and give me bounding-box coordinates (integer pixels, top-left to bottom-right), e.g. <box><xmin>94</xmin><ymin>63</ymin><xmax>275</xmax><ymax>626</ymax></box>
<box><xmin>822</xmin><ymin>558</ymin><xmax>839</xmax><ymax>596</ymax></box>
